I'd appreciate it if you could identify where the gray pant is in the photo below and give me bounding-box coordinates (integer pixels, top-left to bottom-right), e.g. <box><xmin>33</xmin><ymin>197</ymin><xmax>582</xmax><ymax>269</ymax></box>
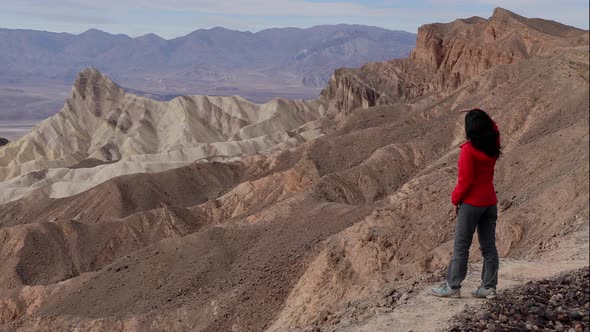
<box><xmin>446</xmin><ymin>203</ymin><xmax>499</xmax><ymax>289</ymax></box>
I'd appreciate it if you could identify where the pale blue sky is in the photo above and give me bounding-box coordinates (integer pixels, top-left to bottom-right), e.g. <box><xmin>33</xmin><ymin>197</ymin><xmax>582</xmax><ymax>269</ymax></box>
<box><xmin>1</xmin><ymin>0</ymin><xmax>588</xmax><ymax>38</ymax></box>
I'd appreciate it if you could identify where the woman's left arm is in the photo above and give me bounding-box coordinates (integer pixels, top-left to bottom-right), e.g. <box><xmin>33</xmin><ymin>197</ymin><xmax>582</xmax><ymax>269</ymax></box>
<box><xmin>451</xmin><ymin>144</ymin><xmax>475</xmax><ymax>206</ymax></box>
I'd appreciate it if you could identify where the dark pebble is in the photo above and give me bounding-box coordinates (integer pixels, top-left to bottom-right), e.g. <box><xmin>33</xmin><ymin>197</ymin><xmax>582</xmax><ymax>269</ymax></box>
<box><xmin>569</xmin><ymin>311</ymin><xmax>583</xmax><ymax>320</ymax></box>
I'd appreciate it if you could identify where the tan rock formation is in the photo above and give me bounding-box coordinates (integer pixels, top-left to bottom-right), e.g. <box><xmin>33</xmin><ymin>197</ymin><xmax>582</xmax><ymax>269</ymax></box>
<box><xmin>321</xmin><ymin>7</ymin><xmax>589</xmax><ymax>115</ymax></box>
<box><xmin>0</xmin><ymin>68</ymin><xmax>327</xmax><ymax>203</ymax></box>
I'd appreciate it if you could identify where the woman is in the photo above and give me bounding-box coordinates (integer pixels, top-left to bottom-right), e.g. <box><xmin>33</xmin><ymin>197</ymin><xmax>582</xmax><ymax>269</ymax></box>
<box><xmin>432</xmin><ymin>109</ymin><xmax>501</xmax><ymax>299</ymax></box>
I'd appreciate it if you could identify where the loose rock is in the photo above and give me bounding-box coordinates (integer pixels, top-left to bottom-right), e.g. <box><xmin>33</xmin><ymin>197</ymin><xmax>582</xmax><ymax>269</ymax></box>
<box><xmin>450</xmin><ymin>268</ymin><xmax>589</xmax><ymax>332</ymax></box>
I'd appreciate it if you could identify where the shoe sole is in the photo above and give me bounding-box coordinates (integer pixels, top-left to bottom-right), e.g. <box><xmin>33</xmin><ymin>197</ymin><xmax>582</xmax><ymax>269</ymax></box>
<box><xmin>431</xmin><ymin>292</ymin><xmax>461</xmax><ymax>298</ymax></box>
<box><xmin>472</xmin><ymin>292</ymin><xmax>497</xmax><ymax>299</ymax></box>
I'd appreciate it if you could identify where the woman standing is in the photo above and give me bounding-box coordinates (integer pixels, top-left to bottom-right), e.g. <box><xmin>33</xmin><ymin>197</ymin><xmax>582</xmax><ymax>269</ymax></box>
<box><xmin>432</xmin><ymin>109</ymin><xmax>501</xmax><ymax>298</ymax></box>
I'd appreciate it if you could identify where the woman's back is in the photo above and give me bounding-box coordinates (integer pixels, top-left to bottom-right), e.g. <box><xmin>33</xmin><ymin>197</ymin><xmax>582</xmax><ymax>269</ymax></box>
<box><xmin>455</xmin><ymin>141</ymin><xmax>497</xmax><ymax>207</ymax></box>
<box><xmin>451</xmin><ymin>109</ymin><xmax>501</xmax><ymax>207</ymax></box>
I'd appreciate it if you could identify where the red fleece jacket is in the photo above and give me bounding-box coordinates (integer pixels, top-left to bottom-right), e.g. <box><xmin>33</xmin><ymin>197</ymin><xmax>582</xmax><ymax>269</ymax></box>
<box><xmin>451</xmin><ymin>124</ymin><xmax>500</xmax><ymax>207</ymax></box>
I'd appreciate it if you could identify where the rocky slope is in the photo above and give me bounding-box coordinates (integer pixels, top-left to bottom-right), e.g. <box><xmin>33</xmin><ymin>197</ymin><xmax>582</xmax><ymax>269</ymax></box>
<box><xmin>0</xmin><ymin>137</ymin><xmax>8</xmax><ymax>146</ymax></box>
<box><xmin>268</xmin><ymin>43</ymin><xmax>589</xmax><ymax>331</ymax></box>
<box><xmin>0</xmin><ymin>7</ymin><xmax>588</xmax><ymax>332</ymax></box>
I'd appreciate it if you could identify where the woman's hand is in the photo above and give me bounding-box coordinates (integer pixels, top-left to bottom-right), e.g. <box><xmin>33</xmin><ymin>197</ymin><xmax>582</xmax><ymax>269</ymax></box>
<box><xmin>454</xmin><ymin>204</ymin><xmax>460</xmax><ymax>215</ymax></box>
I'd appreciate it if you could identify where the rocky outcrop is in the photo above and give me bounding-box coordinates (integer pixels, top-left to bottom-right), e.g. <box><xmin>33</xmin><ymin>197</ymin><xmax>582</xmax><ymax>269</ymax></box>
<box><xmin>321</xmin><ymin>7</ymin><xmax>589</xmax><ymax>115</ymax></box>
<box><xmin>409</xmin><ymin>8</ymin><xmax>588</xmax><ymax>90</ymax></box>
<box><xmin>320</xmin><ymin>67</ymin><xmax>393</xmax><ymax>119</ymax></box>
<box><xmin>0</xmin><ymin>138</ymin><xmax>8</xmax><ymax>147</ymax></box>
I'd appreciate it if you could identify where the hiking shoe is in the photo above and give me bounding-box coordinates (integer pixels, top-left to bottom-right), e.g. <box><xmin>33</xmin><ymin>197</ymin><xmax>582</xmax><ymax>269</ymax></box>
<box><xmin>472</xmin><ymin>286</ymin><xmax>497</xmax><ymax>299</ymax></box>
<box><xmin>431</xmin><ymin>283</ymin><xmax>461</xmax><ymax>298</ymax></box>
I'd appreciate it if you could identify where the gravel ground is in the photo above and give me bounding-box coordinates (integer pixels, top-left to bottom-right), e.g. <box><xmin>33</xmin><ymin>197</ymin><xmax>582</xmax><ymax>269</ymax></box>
<box><xmin>450</xmin><ymin>267</ymin><xmax>590</xmax><ymax>332</ymax></box>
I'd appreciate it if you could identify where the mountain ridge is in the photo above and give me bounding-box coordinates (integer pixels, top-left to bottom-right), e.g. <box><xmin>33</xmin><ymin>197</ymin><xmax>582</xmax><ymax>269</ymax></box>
<box><xmin>320</xmin><ymin>7</ymin><xmax>589</xmax><ymax>115</ymax></box>
<box><xmin>0</xmin><ymin>24</ymin><xmax>416</xmax><ymax>121</ymax></box>
<box><xmin>1</xmin><ymin>23</ymin><xmax>412</xmax><ymax>41</ymax></box>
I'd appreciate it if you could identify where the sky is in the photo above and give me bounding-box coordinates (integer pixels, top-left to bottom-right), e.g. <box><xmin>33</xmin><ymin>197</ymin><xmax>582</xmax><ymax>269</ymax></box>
<box><xmin>0</xmin><ymin>0</ymin><xmax>588</xmax><ymax>38</ymax></box>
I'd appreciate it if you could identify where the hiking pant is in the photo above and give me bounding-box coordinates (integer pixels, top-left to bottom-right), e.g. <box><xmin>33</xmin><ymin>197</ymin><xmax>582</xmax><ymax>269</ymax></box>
<box><xmin>446</xmin><ymin>203</ymin><xmax>499</xmax><ymax>289</ymax></box>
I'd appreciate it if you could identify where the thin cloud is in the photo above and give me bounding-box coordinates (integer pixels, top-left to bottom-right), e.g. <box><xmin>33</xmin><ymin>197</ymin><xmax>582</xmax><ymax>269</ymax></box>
<box><xmin>0</xmin><ymin>0</ymin><xmax>586</xmax><ymax>37</ymax></box>
<box><xmin>7</xmin><ymin>0</ymin><xmax>405</xmax><ymax>17</ymax></box>
<box><xmin>6</xmin><ymin>9</ymin><xmax>118</xmax><ymax>24</ymax></box>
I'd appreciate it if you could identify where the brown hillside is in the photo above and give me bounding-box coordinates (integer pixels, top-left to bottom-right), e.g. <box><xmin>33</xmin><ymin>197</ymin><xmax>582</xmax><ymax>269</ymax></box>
<box><xmin>0</xmin><ymin>8</ymin><xmax>588</xmax><ymax>332</ymax></box>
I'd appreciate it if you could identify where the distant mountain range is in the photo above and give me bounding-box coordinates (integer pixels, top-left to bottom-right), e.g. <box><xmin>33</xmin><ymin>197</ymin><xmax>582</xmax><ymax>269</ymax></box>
<box><xmin>0</xmin><ymin>25</ymin><xmax>415</xmax><ymax>121</ymax></box>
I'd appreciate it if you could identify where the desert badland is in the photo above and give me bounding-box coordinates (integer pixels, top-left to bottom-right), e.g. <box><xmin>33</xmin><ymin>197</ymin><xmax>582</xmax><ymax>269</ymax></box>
<box><xmin>0</xmin><ymin>7</ymin><xmax>589</xmax><ymax>332</ymax></box>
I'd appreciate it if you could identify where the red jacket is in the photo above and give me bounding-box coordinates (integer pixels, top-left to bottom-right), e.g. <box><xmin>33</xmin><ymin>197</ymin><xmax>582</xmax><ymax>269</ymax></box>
<box><xmin>451</xmin><ymin>122</ymin><xmax>500</xmax><ymax>206</ymax></box>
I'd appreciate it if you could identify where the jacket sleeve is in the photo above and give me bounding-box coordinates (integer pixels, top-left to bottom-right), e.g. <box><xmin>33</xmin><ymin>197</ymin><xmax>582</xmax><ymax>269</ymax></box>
<box><xmin>451</xmin><ymin>144</ymin><xmax>475</xmax><ymax>205</ymax></box>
